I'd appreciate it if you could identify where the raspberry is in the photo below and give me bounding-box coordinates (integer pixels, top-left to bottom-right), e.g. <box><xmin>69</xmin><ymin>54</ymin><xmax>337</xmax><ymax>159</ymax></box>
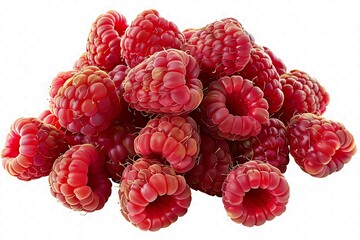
<box><xmin>262</xmin><ymin>46</ymin><xmax>287</xmax><ymax>75</ymax></box>
<box><xmin>182</xmin><ymin>18</ymin><xmax>251</xmax><ymax>77</ymax></box>
<box><xmin>1</xmin><ymin>117</ymin><xmax>68</xmax><ymax>181</ymax></box>
<box><xmin>119</xmin><ymin>158</ymin><xmax>191</xmax><ymax>231</ymax></box>
<box><xmin>52</xmin><ymin>66</ymin><xmax>121</xmax><ymax>135</ymax></box>
<box><xmin>49</xmin><ymin>144</ymin><xmax>112</xmax><ymax>212</ymax></box>
<box><xmin>38</xmin><ymin>109</ymin><xmax>62</xmax><ymax>130</ymax></box>
<box><xmin>287</xmin><ymin>113</ymin><xmax>357</xmax><ymax>178</ymax></box>
<box><xmin>86</xmin><ymin>10</ymin><xmax>128</xmax><ymax>71</ymax></box>
<box><xmin>83</xmin><ymin>123</ymin><xmax>137</xmax><ymax>183</ymax></box>
<box><xmin>182</xmin><ymin>28</ymin><xmax>198</xmax><ymax>42</ymax></box>
<box><xmin>222</xmin><ymin>160</ymin><xmax>290</xmax><ymax>227</ymax></box>
<box><xmin>120</xmin><ymin>9</ymin><xmax>185</xmax><ymax>68</ymax></box>
<box><xmin>229</xmin><ymin>118</ymin><xmax>290</xmax><ymax>173</ymax></box>
<box><xmin>200</xmin><ymin>75</ymin><xmax>269</xmax><ymax>141</ymax></box>
<box><xmin>123</xmin><ymin>49</ymin><xmax>203</xmax><ymax>115</ymax></box>
<box><xmin>49</xmin><ymin>70</ymin><xmax>77</xmax><ymax>111</ymax></box>
<box><xmin>134</xmin><ymin>115</ymin><xmax>200</xmax><ymax>173</ymax></box>
<box><xmin>73</xmin><ymin>52</ymin><xmax>92</xmax><ymax>71</ymax></box>
<box><xmin>239</xmin><ymin>46</ymin><xmax>284</xmax><ymax>113</ymax></box>
<box><xmin>273</xmin><ymin>69</ymin><xmax>330</xmax><ymax>124</ymax></box>
<box><xmin>184</xmin><ymin>132</ymin><xmax>232</xmax><ymax>197</ymax></box>
<box><xmin>108</xmin><ymin>64</ymin><xmax>130</xmax><ymax>94</ymax></box>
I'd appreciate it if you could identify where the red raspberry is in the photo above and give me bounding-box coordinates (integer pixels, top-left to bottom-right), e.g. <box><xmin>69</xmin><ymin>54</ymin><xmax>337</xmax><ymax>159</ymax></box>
<box><xmin>262</xmin><ymin>46</ymin><xmax>287</xmax><ymax>75</ymax></box>
<box><xmin>222</xmin><ymin>160</ymin><xmax>290</xmax><ymax>227</ymax></box>
<box><xmin>239</xmin><ymin>46</ymin><xmax>284</xmax><ymax>113</ymax></box>
<box><xmin>52</xmin><ymin>66</ymin><xmax>121</xmax><ymax>135</ymax></box>
<box><xmin>123</xmin><ymin>49</ymin><xmax>203</xmax><ymax>115</ymax></box>
<box><xmin>119</xmin><ymin>158</ymin><xmax>192</xmax><ymax>231</ymax></box>
<box><xmin>287</xmin><ymin>113</ymin><xmax>357</xmax><ymax>178</ymax></box>
<box><xmin>86</xmin><ymin>10</ymin><xmax>128</xmax><ymax>71</ymax></box>
<box><xmin>229</xmin><ymin>118</ymin><xmax>290</xmax><ymax>173</ymax></box>
<box><xmin>201</xmin><ymin>75</ymin><xmax>269</xmax><ymax>141</ymax></box>
<box><xmin>184</xmin><ymin>133</ymin><xmax>232</xmax><ymax>197</ymax></box>
<box><xmin>182</xmin><ymin>28</ymin><xmax>198</xmax><ymax>42</ymax></box>
<box><xmin>182</xmin><ymin>18</ymin><xmax>251</xmax><ymax>77</ymax></box>
<box><xmin>1</xmin><ymin>117</ymin><xmax>68</xmax><ymax>181</ymax></box>
<box><xmin>134</xmin><ymin>115</ymin><xmax>200</xmax><ymax>173</ymax></box>
<box><xmin>108</xmin><ymin>64</ymin><xmax>130</xmax><ymax>94</ymax></box>
<box><xmin>120</xmin><ymin>9</ymin><xmax>185</xmax><ymax>68</ymax></box>
<box><xmin>73</xmin><ymin>52</ymin><xmax>92</xmax><ymax>71</ymax></box>
<box><xmin>83</xmin><ymin>123</ymin><xmax>137</xmax><ymax>183</ymax></box>
<box><xmin>49</xmin><ymin>144</ymin><xmax>112</xmax><ymax>212</ymax></box>
<box><xmin>273</xmin><ymin>69</ymin><xmax>330</xmax><ymax>124</ymax></box>
<box><xmin>49</xmin><ymin>70</ymin><xmax>77</xmax><ymax>111</ymax></box>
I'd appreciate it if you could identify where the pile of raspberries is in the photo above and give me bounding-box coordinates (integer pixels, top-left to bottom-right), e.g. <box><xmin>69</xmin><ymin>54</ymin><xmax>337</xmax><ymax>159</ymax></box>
<box><xmin>1</xmin><ymin>9</ymin><xmax>357</xmax><ymax>230</ymax></box>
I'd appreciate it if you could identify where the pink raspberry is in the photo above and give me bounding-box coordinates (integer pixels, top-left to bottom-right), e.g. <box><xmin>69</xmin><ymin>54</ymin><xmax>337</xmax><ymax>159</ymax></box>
<box><xmin>134</xmin><ymin>115</ymin><xmax>200</xmax><ymax>173</ymax></box>
<box><xmin>1</xmin><ymin>117</ymin><xmax>68</xmax><ymax>181</ymax></box>
<box><xmin>73</xmin><ymin>52</ymin><xmax>92</xmax><ymax>71</ymax></box>
<box><xmin>83</xmin><ymin>123</ymin><xmax>137</xmax><ymax>183</ymax></box>
<box><xmin>123</xmin><ymin>49</ymin><xmax>203</xmax><ymax>115</ymax></box>
<box><xmin>273</xmin><ymin>69</ymin><xmax>330</xmax><ymax>124</ymax></box>
<box><xmin>201</xmin><ymin>75</ymin><xmax>269</xmax><ymax>140</ymax></box>
<box><xmin>52</xmin><ymin>66</ymin><xmax>121</xmax><ymax>135</ymax></box>
<box><xmin>86</xmin><ymin>10</ymin><xmax>128</xmax><ymax>71</ymax></box>
<box><xmin>239</xmin><ymin>46</ymin><xmax>284</xmax><ymax>113</ymax></box>
<box><xmin>120</xmin><ymin>9</ymin><xmax>185</xmax><ymax>68</ymax></box>
<box><xmin>229</xmin><ymin>118</ymin><xmax>290</xmax><ymax>173</ymax></box>
<box><xmin>49</xmin><ymin>144</ymin><xmax>112</xmax><ymax>212</ymax></box>
<box><xmin>184</xmin><ymin>133</ymin><xmax>232</xmax><ymax>197</ymax></box>
<box><xmin>287</xmin><ymin>113</ymin><xmax>357</xmax><ymax>178</ymax></box>
<box><xmin>49</xmin><ymin>70</ymin><xmax>77</xmax><ymax>111</ymax></box>
<box><xmin>182</xmin><ymin>17</ymin><xmax>251</xmax><ymax>77</ymax></box>
<box><xmin>119</xmin><ymin>158</ymin><xmax>192</xmax><ymax>231</ymax></box>
<box><xmin>222</xmin><ymin>160</ymin><xmax>290</xmax><ymax>227</ymax></box>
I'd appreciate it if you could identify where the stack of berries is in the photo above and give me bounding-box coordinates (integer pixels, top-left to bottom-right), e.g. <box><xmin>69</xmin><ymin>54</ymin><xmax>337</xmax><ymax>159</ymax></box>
<box><xmin>1</xmin><ymin>9</ymin><xmax>356</xmax><ymax>231</ymax></box>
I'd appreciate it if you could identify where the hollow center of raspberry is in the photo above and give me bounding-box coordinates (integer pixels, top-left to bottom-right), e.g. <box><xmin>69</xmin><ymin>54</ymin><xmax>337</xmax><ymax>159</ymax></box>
<box><xmin>146</xmin><ymin>195</ymin><xmax>175</xmax><ymax>215</ymax></box>
<box><xmin>242</xmin><ymin>188</ymin><xmax>272</xmax><ymax>210</ymax></box>
<box><xmin>226</xmin><ymin>95</ymin><xmax>248</xmax><ymax>116</ymax></box>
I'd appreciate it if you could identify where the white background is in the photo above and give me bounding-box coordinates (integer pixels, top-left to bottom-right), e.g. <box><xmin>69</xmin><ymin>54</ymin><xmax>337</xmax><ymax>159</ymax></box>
<box><xmin>0</xmin><ymin>0</ymin><xmax>359</xmax><ymax>239</ymax></box>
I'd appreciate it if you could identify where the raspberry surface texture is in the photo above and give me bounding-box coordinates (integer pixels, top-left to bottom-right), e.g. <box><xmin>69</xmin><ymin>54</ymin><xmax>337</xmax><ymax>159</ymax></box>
<box><xmin>123</xmin><ymin>48</ymin><xmax>203</xmax><ymax>115</ymax></box>
<box><xmin>182</xmin><ymin>17</ymin><xmax>251</xmax><ymax>77</ymax></box>
<box><xmin>49</xmin><ymin>144</ymin><xmax>112</xmax><ymax>212</ymax></box>
<box><xmin>2</xmin><ymin>117</ymin><xmax>68</xmax><ymax>181</ymax></box>
<box><xmin>185</xmin><ymin>132</ymin><xmax>232</xmax><ymax>197</ymax></box>
<box><xmin>230</xmin><ymin>118</ymin><xmax>289</xmax><ymax>173</ymax></box>
<box><xmin>49</xmin><ymin>70</ymin><xmax>77</xmax><ymax>111</ymax></box>
<box><xmin>73</xmin><ymin>52</ymin><xmax>92</xmax><ymax>71</ymax></box>
<box><xmin>86</xmin><ymin>10</ymin><xmax>128</xmax><ymax>71</ymax></box>
<box><xmin>52</xmin><ymin>66</ymin><xmax>121</xmax><ymax>135</ymax></box>
<box><xmin>119</xmin><ymin>158</ymin><xmax>192</xmax><ymax>231</ymax></box>
<box><xmin>262</xmin><ymin>46</ymin><xmax>287</xmax><ymax>75</ymax></box>
<box><xmin>134</xmin><ymin>115</ymin><xmax>200</xmax><ymax>173</ymax></box>
<box><xmin>222</xmin><ymin>160</ymin><xmax>290</xmax><ymax>227</ymax></box>
<box><xmin>120</xmin><ymin>9</ymin><xmax>184</xmax><ymax>68</ymax></box>
<box><xmin>274</xmin><ymin>69</ymin><xmax>330</xmax><ymax>124</ymax></box>
<box><xmin>239</xmin><ymin>46</ymin><xmax>284</xmax><ymax>113</ymax></box>
<box><xmin>201</xmin><ymin>75</ymin><xmax>269</xmax><ymax>140</ymax></box>
<box><xmin>287</xmin><ymin>113</ymin><xmax>356</xmax><ymax>177</ymax></box>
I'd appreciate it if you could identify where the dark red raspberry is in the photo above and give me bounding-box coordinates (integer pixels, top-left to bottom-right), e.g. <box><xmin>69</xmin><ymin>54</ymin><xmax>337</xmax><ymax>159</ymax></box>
<box><xmin>49</xmin><ymin>70</ymin><xmax>77</xmax><ymax>111</ymax></box>
<box><xmin>200</xmin><ymin>75</ymin><xmax>269</xmax><ymax>141</ymax></box>
<box><xmin>134</xmin><ymin>115</ymin><xmax>200</xmax><ymax>173</ymax></box>
<box><xmin>262</xmin><ymin>46</ymin><xmax>287</xmax><ymax>75</ymax></box>
<box><xmin>83</xmin><ymin>123</ymin><xmax>137</xmax><ymax>183</ymax></box>
<box><xmin>73</xmin><ymin>52</ymin><xmax>92</xmax><ymax>71</ymax></box>
<box><xmin>108</xmin><ymin>64</ymin><xmax>130</xmax><ymax>94</ymax></box>
<box><xmin>52</xmin><ymin>66</ymin><xmax>121</xmax><ymax>135</ymax></box>
<box><xmin>120</xmin><ymin>9</ymin><xmax>185</xmax><ymax>68</ymax></box>
<box><xmin>123</xmin><ymin>49</ymin><xmax>203</xmax><ymax>115</ymax></box>
<box><xmin>119</xmin><ymin>158</ymin><xmax>192</xmax><ymax>231</ymax></box>
<box><xmin>229</xmin><ymin>118</ymin><xmax>289</xmax><ymax>173</ymax></box>
<box><xmin>86</xmin><ymin>10</ymin><xmax>128</xmax><ymax>71</ymax></box>
<box><xmin>49</xmin><ymin>144</ymin><xmax>112</xmax><ymax>212</ymax></box>
<box><xmin>222</xmin><ymin>160</ymin><xmax>290</xmax><ymax>227</ymax></box>
<box><xmin>182</xmin><ymin>18</ymin><xmax>251</xmax><ymax>77</ymax></box>
<box><xmin>1</xmin><ymin>117</ymin><xmax>68</xmax><ymax>181</ymax></box>
<box><xmin>287</xmin><ymin>113</ymin><xmax>357</xmax><ymax>178</ymax></box>
<box><xmin>273</xmin><ymin>69</ymin><xmax>330</xmax><ymax>124</ymax></box>
<box><xmin>239</xmin><ymin>46</ymin><xmax>284</xmax><ymax>113</ymax></box>
<box><xmin>184</xmin><ymin>133</ymin><xmax>232</xmax><ymax>197</ymax></box>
